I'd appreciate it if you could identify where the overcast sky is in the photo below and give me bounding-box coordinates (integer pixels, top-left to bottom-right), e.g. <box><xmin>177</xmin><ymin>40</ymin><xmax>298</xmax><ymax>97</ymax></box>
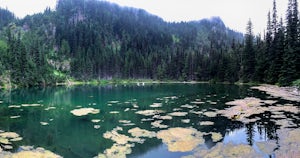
<box><xmin>0</xmin><ymin>0</ymin><xmax>289</xmax><ymax>34</ymax></box>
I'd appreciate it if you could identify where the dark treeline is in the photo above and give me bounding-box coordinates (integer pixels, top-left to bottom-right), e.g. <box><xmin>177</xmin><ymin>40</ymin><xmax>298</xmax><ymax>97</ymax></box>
<box><xmin>0</xmin><ymin>0</ymin><xmax>299</xmax><ymax>87</ymax></box>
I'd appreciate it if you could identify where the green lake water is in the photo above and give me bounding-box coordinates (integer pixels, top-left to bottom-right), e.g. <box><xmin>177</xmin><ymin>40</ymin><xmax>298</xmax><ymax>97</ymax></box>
<box><xmin>0</xmin><ymin>84</ymin><xmax>299</xmax><ymax>158</ymax></box>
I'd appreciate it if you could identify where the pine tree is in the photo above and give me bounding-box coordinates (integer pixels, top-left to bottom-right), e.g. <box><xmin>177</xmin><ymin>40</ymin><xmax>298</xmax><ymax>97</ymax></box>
<box><xmin>279</xmin><ymin>0</ymin><xmax>299</xmax><ymax>85</ymax></box>
<box><xmin>241</xmin><ymin>19</ymin><xmax>255</xmax><ymax>82</ymax></box>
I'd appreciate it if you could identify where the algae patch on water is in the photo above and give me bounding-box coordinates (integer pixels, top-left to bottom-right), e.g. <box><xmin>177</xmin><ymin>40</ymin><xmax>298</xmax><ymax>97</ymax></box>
<box><xmin>70</xmin><ymin>108</ymin><xmax>100</xmax><ymax>116</ymax></box>
<box><xmin>128</xmin><ymin>127</ymin><xmax>156</xmax><ymax>138</ymax></box>
<box><xmin>0</xmin><ymin>146</ymin><xmax>62</xmax><ymax>158</ymax></box>
<box><xmin>251</xmin><ymin>84</ymin><xmax>300</xmax><ymax>102</ymax></box>
<box><xmin>135</xmin><ymin>110</ymin><xmax>165</xmax><ymax>116</ymax></box>
<box><xmin>218</xmin><ymin>97</ymin><xmax>299</xmax><ymax>123</ymax></box>
<box><xmin>168</xmin><ymin>112</ymin><xmax>188</xmax><ymax>117</ymax></box>
<box><xmin>156</xmin><ymin>127</ymin><xmax>204</xmax><ymax>152</ymax></box>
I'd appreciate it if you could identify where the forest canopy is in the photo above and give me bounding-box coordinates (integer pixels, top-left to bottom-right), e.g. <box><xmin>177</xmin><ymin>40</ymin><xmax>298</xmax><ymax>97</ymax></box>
<box><xmin>0</xmin><ymin>0</ymin><xmax>299</xmax><ymax>87</ymax></box>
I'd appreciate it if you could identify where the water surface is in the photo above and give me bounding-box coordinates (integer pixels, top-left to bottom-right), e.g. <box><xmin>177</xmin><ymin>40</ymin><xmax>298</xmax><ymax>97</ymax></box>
<box><xmin>0</xmin><ymin>84</ymin><xmax>299</xmax><ymax>157</ymax></box>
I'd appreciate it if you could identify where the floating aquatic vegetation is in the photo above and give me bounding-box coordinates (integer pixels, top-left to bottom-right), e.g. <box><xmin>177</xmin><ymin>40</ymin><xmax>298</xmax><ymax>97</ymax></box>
<box><xmin>8</xmin><ymin>105</ymin><xmax>21</xmax><ymax>108</ymax></box>
<box><xmin>173</xmin><ymin>108</ymin><xmax>182</xmax><ymax>111</ymax></box>
<box><xmin>219</xmin><ymin>97</ymin><xmax>299</xmax><ymax>123</ymax></box>
<box><xmin>251</xmin><ymin>84</ymin><xmax>300</xmax><ymax>102</ymax></box>
<box><xmin>157</xmin><ymin>127</ymin><xmax>204</xmax><ymax>152</ymax></box>
<box><xmin>211</xmin><ymin>132</ymin><xmax>222</xmax><ymax>142</ymax></box>
<box><xmin>96</xmin><ymin>143</ymin><xmax>133</xmax><ymax>158</ymax></box>
<box><xmin>0</xmin><ymin>132</ymin><xmax>19</xmax><ymax>139</ymax></box>
<box><xmin>21</xmin><ymin>104</ymin><xmax>42</xmax><ymax>107</ymax></box>
<box><xmin>91</xmin><ymin>119</ymin><xmax>101</xmax><ymax>123</ymax></box>
<box><xmin>110</xmin><ymin>111</ymin><xmax>119</xmax><ymax>114</ymax></box>
<box><xmin>149</xmin><ymin>103</ymin><xmax>162</xmax><ymax>108</ymax></box>
<box><xmin>203</xmin><ymin>111</ymin><xmax>217</xmax><ymax>117</ymax></box>
<box><xmin>208</xmin><ymin>101</ymin><xmax>217</xmax><ymax>105</ymax></box>
<box><xmin>180</xmin><ymin>104</ymin><xmax>194</xmax><ymax>109</ymax></box>
<box><xmin>0</xmin><ymin>146</ymin><xmax>62</xmax><ymax>158</ymax></box>
<box><xmin>100</xmin><ymin>126</ymin><xmax>146</xmax><ymax>158</ymax></box>
<box><xmin>103</xmin><ymin>127</ymin><xmax>144</xmax><ymax>145</ymax></box>
<box><xmin>0</xmin><ymin>137</ymin><xmax>10</xmax><ymax>144</ymax></box>
<box><xmin>189</xmin><ymin>110</ymin><xmax>203</xmax><ymax>115</ymax></box>
<box><xmin>199</xmin><ymin>121</ymin><xmax>214</xmax><ymax>126</ymax></box>
<box><xmin>10</xmin><ymin>116</ymin><xmax>21</xmax><ymax>119</ymax></box>
<box><xmin>44</xmin><ymin>107</ymin><xmax>56</xmax><ymax>111</ymax></box>
<box><xmin>190</xmin><ymin>101</ymin><xmax>205</xmax><ymax>105</ymax></box>
<box><xmin>256</xmin><ymin>141</ymin><xmax>277</xmax><ymax>155</ymax></box>
<box><xmin>168</xmin><ymin>112</ymin><xmax>188</xmax><ymax>117</ymax></box>
<box><xmin>94</xmin><ymin>125</ymin><xmax>101</xmax><ymax>129</ymax></box>
<box><xmin>119</xmin><ymin>120</ymin><xmax>131</xmax><ymax>124</ymax></box>
<box><xmin>274</xmin><ymin>128</ymin><xmax>300</xmax><ymax>157</ymax></box>
<box><xmin>2</xmin><ymin>145</ymin><xmax>13</xmax><ymax>149</ymax></box>
<box><xmin>128</xmin><ymin>127</ymin><xmax>156</xmax><ymax>138</ymax></box>
<box><xmin>9</xmin><ymin>137</ymin><xmax>22</xmax><ymax>142</ymax></box>
<box><xmin>181</xmin><ymin>119</ymin><xmax>190</xmax><ymax>123</ymax></box>
<box><xmin>184</xmin><ymin>142</ymin><xmax>261</xmax><ymax>158</ymax></box>
<box><xmin>153</xmin><ymin>115</ymin><xmax>172</xmax><ymax>120</ymax></box>
<box><xmin>70</xmin><ymin>108</ymin><xmax>100</xmax><ymax>116</ymax></box>
<box><xmin>151</xmin><ymin>120</ymin><xmax>168</xmax><ymax>128</ymax></box>
<box><xmin>40</xmin><ymin>122</ymin><xmax>49</xmax><ymax>126</ymax></box>
<box><xmin>108</xmin><ymin>101</ymin><xmax>119</xmax><ymax>104</ymax></box>
<box><xmin>135</xmin><ymin>110</ymin><xmax>164</xmax><ymax>116</ymax></box>
<box><xmin>141</xmin><ymin>118</ymin><xmax>154</xmax><ymax>122</ymax></box>
<box><xmin>132</xmin><ymin>103</ymin><xmax>139</xmax><ymax>108</ymax></box>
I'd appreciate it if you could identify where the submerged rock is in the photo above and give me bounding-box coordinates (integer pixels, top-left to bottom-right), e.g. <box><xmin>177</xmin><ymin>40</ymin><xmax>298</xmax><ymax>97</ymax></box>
<box><xmin>70</xmin><ymin>108</ymin><xmax>100</xmax><ymax>116</ymax></box>
<box><xmin>157</xmin><ymin>127</ymin><xmax>204</xmax><ymax>152</ymax></box>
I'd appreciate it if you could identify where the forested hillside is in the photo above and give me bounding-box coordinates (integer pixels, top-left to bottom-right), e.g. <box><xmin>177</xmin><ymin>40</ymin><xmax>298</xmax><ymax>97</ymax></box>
<box><xmin>0</xmin><ymin>0</ymin><xmax>299</xmax><ymax>87</ymax></box>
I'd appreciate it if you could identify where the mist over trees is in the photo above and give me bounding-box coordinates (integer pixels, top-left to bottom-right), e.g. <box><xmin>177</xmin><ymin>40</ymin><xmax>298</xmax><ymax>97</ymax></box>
<box><xmin>0</xmin><ymin>0</ymin><xmax>299</xmax><ymax>87</ymax></box>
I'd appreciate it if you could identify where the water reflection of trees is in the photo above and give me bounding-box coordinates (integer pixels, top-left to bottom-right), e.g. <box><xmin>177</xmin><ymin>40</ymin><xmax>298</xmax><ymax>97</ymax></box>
<box><xmin>245</xmin><ymin>112</ymin><xmax>279</xmax><ymax>146</ymax></box>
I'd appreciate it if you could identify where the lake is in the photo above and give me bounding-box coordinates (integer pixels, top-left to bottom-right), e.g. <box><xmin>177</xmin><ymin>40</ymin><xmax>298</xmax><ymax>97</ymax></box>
<box><xmin>0</xmin><ymin>83</ymin><xmax>299</xmax><ymax>158</ymax></box>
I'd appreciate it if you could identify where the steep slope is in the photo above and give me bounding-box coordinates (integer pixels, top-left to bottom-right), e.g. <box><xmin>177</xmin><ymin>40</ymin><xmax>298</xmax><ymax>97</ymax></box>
<box><xmin>0</xmin><ymin>0</ymin><xmax>243</xmax><ymax>87</ymax></box>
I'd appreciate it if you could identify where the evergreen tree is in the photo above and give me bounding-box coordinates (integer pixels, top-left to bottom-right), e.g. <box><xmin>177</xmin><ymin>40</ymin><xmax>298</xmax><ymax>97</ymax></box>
<box><xmin>279</xmin><ymin>0</ymin><xmax>299</xmax><ymax>85</ymax></box>
<box><xmin>241</xmin><ymin>19</ymin><xmax>255</xmax><ymax>82</ymax></box>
